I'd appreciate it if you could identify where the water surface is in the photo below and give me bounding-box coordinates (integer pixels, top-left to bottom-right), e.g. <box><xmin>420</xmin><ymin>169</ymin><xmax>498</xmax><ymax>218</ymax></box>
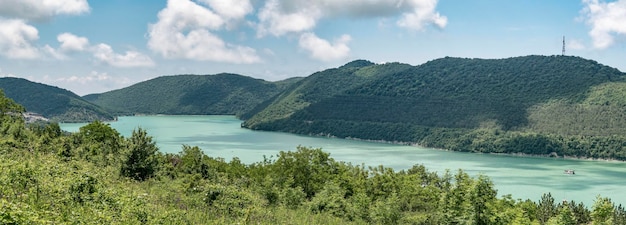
<box><xmin>61</xmin><ymin>115</ymin><xmax>626</xmax><ymax>206</ymax></box>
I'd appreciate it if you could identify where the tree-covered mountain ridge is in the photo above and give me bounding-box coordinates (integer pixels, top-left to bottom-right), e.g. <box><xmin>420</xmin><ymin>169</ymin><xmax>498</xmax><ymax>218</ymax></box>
<box><xmin>0</xmin><ymin>77</ymin><xmax>113</xmax><ymax>122</ymax></box>
<box><xmin>85</xmin><ymin>73</ymin><xmax>302</xmax><ymax>116</ymax></box>
<box><xmin>243</xmin><ymin>55</ymin><xmax>626</xmax><ymax>160</ymax></box>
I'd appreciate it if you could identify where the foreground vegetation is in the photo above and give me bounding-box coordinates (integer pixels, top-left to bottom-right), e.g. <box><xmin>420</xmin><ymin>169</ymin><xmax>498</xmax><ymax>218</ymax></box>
<box><xmin>2</xmin><ymin>92</ymin><xmax>626</xmax><ymax>224</ymax></box>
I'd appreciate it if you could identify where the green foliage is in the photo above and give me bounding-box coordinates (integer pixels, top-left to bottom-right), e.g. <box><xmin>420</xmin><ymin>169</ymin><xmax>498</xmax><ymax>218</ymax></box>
<box><xmin>1</xmin><ymin>94</ymin><xmax>625</xmax><ymax>224</ymax></box>
<box><xmin>0</xmin><ymin>90</ymin><xmax>28</xmax><ymax>147</ymax></box>
<box><xmin>308</xmin><ymin>182</ymin><xmax>348</xmax><ymax>217</ymax></box>
<box><xmin>538</xmin><ymin>193</ymin><xmax>558</xmax><ymax>224</ymax></box>
<box><xmin>85</xmin><ymin>74</ymin><xmax>299</xmax><ymax>117</ymax></box>
<box><xmin>591</xmin><ymin>195</ymin><xmax>614</xmax><ymax>225</ymax></box>
<box><xmin>120</xmin><ymin>128</ymin><xmax>160</xmax><ymax>181</ymax></box>
<box><xmin>272</xmin><ymin>146</ymin><xmax>337</xmax><ymax>199</ymax></box>
<box><xmin>73</xmin><ymin>121</ymin><xmax>123</xmax><ymax>165</ymax></box>
<box><xmin>369</xmin><ymin>193</ymin><xmax>402</xmax><ymax>225</ymax></box>
<box><xmin>243</xmin><ymin>56</ymin><xmax>626</xmax><ymax>160</ymax></box>
<box><xmin>0</xmin><ymin>77</ymin><xmax>113</xmax><ymax>122</ymax></box>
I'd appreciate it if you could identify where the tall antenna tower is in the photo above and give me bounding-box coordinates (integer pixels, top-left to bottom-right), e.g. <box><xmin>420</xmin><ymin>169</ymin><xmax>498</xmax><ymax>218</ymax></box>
<box><xmin>562</xmin><ymin>36</ymin><xmax>565</xmax><ymax>56</ymax></box>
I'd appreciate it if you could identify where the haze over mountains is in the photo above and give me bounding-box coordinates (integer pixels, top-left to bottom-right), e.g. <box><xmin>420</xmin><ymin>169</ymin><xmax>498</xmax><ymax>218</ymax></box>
<box><xmin>3</xmin><ymin>55</ymin><xmax>626</xmax><ymax>159</ymax></box>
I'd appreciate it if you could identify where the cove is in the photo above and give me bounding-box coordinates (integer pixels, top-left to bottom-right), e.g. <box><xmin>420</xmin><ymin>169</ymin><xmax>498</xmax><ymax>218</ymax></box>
<box><xmin>60</xmin><ymin>115</ymin><xmax>626</xmax><ymax>206</ymax></box>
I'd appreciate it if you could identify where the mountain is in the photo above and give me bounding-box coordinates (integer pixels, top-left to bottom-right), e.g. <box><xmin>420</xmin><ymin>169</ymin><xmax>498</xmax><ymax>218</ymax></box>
<box><xmin>242</xmin><ymin>55</ymin><xmax>626</xmax><ymax>159</ymax></box>
<box><xmin>0</xmin><ymin>77</ymin><xmax>114</xmax><ymax>122</ymax></box>
<box><xmin>84</xmin><ymin>73</ymin><xmax>302</xmax><ymax>116</ymax></box>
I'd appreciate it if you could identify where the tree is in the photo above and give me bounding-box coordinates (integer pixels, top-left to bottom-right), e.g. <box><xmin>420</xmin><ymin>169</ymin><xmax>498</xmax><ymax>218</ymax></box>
<box><xmin>0</xmin><ymin>90</ymin><xmax>24</xmax><ymax>118</ymax></box>
<box><xmin>441</xmin><ymin>169</ymin><xmax>474</xmax><ymax>224</ymax></box>
<box><xmin>179</xmin><ymin>145</ymin><xmax>209</xmax><ymax>177</ymax></box>
<box><xmin>0</xmin><ymin>90</ymin><xmax>27</xmax><ymax>143</ymax></box>
<box><xmin>471</xmin><ymin>174</ymin><xmax>497</xmax><ymax>225</ymax></box>
<box><xmin>537</xmin><ymin>193</ymin><xmax>557</xmax><ymax>224</ymax></box>
<box><xmin>121</xmin><ymin>128</ymin><xmax>160</xmax><ymax>181</ymax></box>
<box><xmin>272</xmin><ymin>146</ymin><xmax>336</xmax><ymax>198</ymax></box>
<box><xmin>591</xmin><ymin>195</ymin><xmax>614</xmax><ymax>225</ymax></box>
<box><xmin>75</xmin><ymin>121</ymin><xmax>122</xmax><ymax>165</ymax></box>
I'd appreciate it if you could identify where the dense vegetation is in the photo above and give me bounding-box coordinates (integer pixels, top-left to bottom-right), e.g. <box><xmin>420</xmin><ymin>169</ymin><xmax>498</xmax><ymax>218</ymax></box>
<box><xmin>243</xmin><ymin>55</ymin><xmax>626</xmax><ymax>160</ymax></box>
<box><xmin>84</xmin><ymin>74</ymin><xmax>301</xmax><ymax>116</ymax></box>
<box><xmin>2</xmin><ymin>91</ymin><xmax>626</xmax><ymax>224</ymax></box>
<box><xmin>0</xmin><ymin>78</ymin><xmax>113</xmax><ymax>122</ymax></box>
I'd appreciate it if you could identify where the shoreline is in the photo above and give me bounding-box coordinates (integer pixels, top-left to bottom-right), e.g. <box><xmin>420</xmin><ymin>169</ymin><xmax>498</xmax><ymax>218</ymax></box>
<box><xmin>338</xmin><ymin>136</ymin><xmax>625</xmax><ymax>163</ymax></box>
<box><xmin>63</xmin><ymin>114</ymin><xmax>626</xmax><ymax>163</ymax></box>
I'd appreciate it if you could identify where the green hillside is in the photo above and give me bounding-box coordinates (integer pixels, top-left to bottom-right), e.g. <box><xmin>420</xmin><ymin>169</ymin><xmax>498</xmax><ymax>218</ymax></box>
<box><xmin>243</xmin><ymin>55</ymin><xmax>626</xmax><ymax>159</ymax></box>
<box><xmin>0</xmin><ymin>77</ymin><xmax>113</xmax><ymax>122</ymax></box>
<box><xmin>85</xmin><ymin>73</ymin><xmax>300</xmax><ymax>116</ymax></box>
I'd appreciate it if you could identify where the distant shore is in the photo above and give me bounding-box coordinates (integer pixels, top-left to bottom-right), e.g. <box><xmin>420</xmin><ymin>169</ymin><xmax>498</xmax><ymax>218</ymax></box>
<box><xmin>341</xmin><ymin>136</ymin><xmax>625</xmax><ymax>163</ymax></box>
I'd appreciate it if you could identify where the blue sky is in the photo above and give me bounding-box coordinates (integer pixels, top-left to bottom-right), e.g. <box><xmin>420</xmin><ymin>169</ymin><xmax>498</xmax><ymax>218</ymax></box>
<box><xmin>0</xmin><ymin>0</ymin><xmax>625</xmax><ymax>95</ymax></box>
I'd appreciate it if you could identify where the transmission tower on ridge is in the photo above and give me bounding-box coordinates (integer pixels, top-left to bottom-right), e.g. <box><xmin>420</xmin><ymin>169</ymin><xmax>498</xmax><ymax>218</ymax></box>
<box><xmin>562</xmin><ymin>36</ymin><xmax>565</xmax><ymax>56</ymax></box>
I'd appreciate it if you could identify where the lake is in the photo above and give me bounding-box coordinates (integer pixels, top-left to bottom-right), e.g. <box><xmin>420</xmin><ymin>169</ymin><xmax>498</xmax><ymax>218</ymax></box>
<box><xmin>60</xmin><ymin>115</ymin><xmax>626</xmax><ymax>206</ymax></box>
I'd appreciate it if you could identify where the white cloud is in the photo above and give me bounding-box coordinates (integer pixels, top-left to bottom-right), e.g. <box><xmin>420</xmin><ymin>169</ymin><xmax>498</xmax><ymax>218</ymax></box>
<box><xmin>200</xmin><ymin>0</ymin><xmax>252</xmax><ymax>23</ymax></box>
<box><xmin>0</xmin><ymin>67</ymin><xmax>17</xmax><ymax>77</ymax></box>
<box><xmin>257</xmin><ymin>0</ymin><xmax>321</xmax><ymax>37</ymax></box>
<box><xmin>0</xmin><ymin>0</ymin><xmax>90</xmax><ymax>60</ymax></box>
<box><xmin>0</xmin><ymin>19</ymin><xmax>40</xmax><ymax>59</ymax></box>
<box><xmin>93</xmin><ymin>44</ymin><xmax>155</xmax><ymax>68</ymax></box>
<box><xmin>0</xmin><ymin>0</ymin><xmax>89</xmax><ymax>21</ymax></box>
<box><xmin>58</xmin><ymin>32</ymin><xmax>89</xmax><ymax>52</ymax></box>
<box><xmin>299</xmin><ymin>33</ymin><xmax>351</xmax><ymax>61</ymax></box>
<box><xmin>55</xmin><ymin>71</ymin><xmax>116</xmax><ymax>84</ymax></box>
<box><xmin>256</xmin><ymin>0</ymin><xmax>447</xmax><ymax>37</ymax></box>
<box><xmin>148</xmin><ymin>0</ymin><xmax>260</xmax><ymax>63</ymax></box>
<box><xmin>51</xmin><ymin>32</ymin><xmax>155</xmax><ymax>68</ymax></box>
<box><xmin>581</xmin><ymin>0</ymin><xmax>626</xmax><ymax>49</ymax></box>
<box><xmin>397</xmin><ymin>0</ymin><xmax>448</xmax><ymax>30</ymax></box>
<box><xmin>42</xmin><ymin>44</ymin><xmax>66</xmax><ymax>60</ymax></box>
<box><xmin>567</xmin><ymin>39</ymin><xmax>586</xmax><ymax>50</ymax></box>
<box><xmin>36</xmin><ymin>71</ymin><xmax>132</xmax><ymax>95</ymax></box>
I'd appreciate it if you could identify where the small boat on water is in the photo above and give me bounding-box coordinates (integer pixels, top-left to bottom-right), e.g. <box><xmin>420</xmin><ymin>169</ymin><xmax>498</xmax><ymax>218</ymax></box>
<box><xmin>564</xmin><ymin>169</ymin><xmax>575</xmax><ymax>175</ymax></box>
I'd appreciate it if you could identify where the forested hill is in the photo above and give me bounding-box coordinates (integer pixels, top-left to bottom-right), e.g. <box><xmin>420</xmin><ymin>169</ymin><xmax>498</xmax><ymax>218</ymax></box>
<box><xmin>0</xmin><ymin>77</ymin><xmax>113</xmax><ymax>122</ymax></box>
<box><xmin>243</xmin><ymin>55</ymin><xmax>626</xmax><ymax>160</ymax></box>
<box><xmin>84</xmin><ymin>73</ymin><xmax>301</xmax><ymax>116</ymax></box>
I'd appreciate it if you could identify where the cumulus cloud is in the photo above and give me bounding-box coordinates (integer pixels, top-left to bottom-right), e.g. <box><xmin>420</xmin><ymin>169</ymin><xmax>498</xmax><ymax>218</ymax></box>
<box><xmin>257</xmin><ymin>0</ymin><xmax>321</xmax><ymax>37</ymax></box>
<box><xmin>42</xmin><ymin>44</ymin><xmax>66</xmax><ymax>60</ymax></box>
<box><xmin>0</xmin><ymin>0</ymin><xmax>90</xmax><ymax>59</ymax></box>
<box><xmin>567</xmin><ymin>39</ymin><xmax>586</xmax><ymax>50</ymax></box>
<box><xmin>58</xmin><ymin>32</ymin><xmax>89</xmax><ymax>52</ymax></box>
<box><xmin>299</xmin><ymin>33</ymin><xmax>351</xmax><ymax>61</ymax></box>
<box><xmin>397</xmin><ymin>0</ymin><xmax>448</xmax><ymax>30</ymax></box>
<box><xmin>147</xmin><ymin>0</ymin><xmax>260</xmax><ymax>63</ymax></box>
<box><xmin>0</xmin><ymin>0</ymin><xmax>89</xmax><ymax>21</ymax></box>
<box><xmin>581</xmin><ymin>0</ymin><xmax>626</xmax><ymax>49</ymax></box>
<box><xmin>36</xmin><ymin>71</ymin><xmax>132</xmax><ymax>95</ymax></box>
<box><xmin>93</xmin><ymin>44</ymin><xmax>155</xmax><ymax>68</ymax></box>
<box><xmin>200</xmin><ymin>0</ymin><xmax>252</xmax><ymax>22</ymax></box>
<box><xmin>256</xmin><ymin>0</ymin><xmax>447</xmax><ymax>37</ymax></box>
<box><xmin>53</xmin><ymin>33</ymin><xmax>155</xmax><ymax>67</ymax></box>
<box><xmin>0</xmin><ymin>19</ymin><xmax>40</xmax><ymax>59</ymax></box>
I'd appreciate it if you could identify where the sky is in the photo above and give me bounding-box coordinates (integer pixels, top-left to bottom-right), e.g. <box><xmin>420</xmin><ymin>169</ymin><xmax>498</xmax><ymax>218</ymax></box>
<box><xmin>0</xmin><ymin>0</ymin><xmax>625</xmax><ymax>95</ymax></box>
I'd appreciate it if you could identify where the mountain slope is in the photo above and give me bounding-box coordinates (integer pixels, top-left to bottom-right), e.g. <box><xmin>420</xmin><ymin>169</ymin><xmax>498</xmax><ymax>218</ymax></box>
<box><xmin>85</xmin><ymin>73</ymin><xmax>300</xmax><ymax>116</ymax></box>
<box><xmin>0</xmin><ymin>77</ymin><xmax>114</xmax><ymax>122</ymax></box>
<box><xmin>240</xmin><ymin>60</ymin><xmax>412</xmax><ymax>123</ymax></box>
<box><xmin>243</xmin><ymin>55</ymin><xmax>626</xmax><ymax>159</ymax></box>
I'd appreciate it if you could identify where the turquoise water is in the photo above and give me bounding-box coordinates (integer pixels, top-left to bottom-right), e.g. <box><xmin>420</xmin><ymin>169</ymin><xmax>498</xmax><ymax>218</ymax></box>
<box><xmin>60</xmin><ymin>115</ymin><xmax>626</xmax><ymax>206</ymax></box>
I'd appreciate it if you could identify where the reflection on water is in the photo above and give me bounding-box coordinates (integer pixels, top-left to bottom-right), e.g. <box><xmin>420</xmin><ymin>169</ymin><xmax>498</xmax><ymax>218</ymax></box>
<box><xmin>61</xmin><ymin>115</ymin><xmax>626</xmax><ymax>206</ymax></box>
